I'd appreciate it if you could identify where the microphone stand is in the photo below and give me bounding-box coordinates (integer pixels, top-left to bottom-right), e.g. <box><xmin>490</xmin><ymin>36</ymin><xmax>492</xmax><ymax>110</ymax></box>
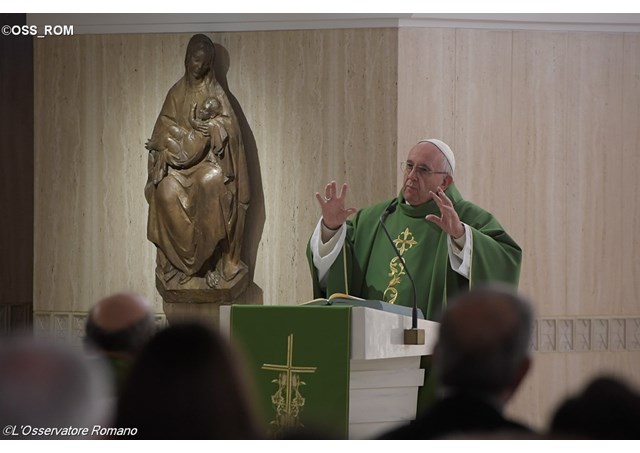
<box><xmin>379</xmin><ymin>200</ymin><xmax>425</xmax><ymax>345</ymax></box>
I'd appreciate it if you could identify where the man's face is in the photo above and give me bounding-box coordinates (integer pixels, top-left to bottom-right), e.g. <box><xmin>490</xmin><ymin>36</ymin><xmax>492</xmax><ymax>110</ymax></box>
<box><xmin>402</xmin><ymin>142</ymin><xmax>452</xmax><ymax>206</ymax></box>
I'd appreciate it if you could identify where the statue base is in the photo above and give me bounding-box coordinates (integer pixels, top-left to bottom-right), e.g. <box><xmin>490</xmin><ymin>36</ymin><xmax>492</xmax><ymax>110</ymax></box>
<box><xmin>156</xmin><ymin>263</ymin><xmax>249</xmax><ymax>304</ymax></box>
<box><xmin>157</xmin><ymin>263</ymin><xmax>250</xmax><ymax>328</ymax></box>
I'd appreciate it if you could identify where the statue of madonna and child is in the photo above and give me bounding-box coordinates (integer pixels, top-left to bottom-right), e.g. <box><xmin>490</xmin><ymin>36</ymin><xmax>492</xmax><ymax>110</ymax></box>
<box><xmin>144</xmin><ymin>34</ymin><xmax>250</xmax><ymax>302</ymax></box>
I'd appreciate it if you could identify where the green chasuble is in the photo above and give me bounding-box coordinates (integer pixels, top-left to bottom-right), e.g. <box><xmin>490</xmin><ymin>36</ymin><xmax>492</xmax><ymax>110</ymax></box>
<box><xmin>306</xmin><ymin>184</ymin><xmax>522</xmax><ymax>321</ymax></box>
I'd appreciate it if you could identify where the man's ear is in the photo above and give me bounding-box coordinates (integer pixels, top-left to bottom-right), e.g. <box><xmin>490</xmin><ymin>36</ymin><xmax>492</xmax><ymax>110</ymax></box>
<box><xmin>441</xmin><ymin>174</ymin><xmax>454</xmax><ymax>190</ymax></box>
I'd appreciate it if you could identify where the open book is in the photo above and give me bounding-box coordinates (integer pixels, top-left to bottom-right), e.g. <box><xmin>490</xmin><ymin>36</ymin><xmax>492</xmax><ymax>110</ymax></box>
<box><xmin>300</xmin><ymin>293</ymin><xmax>424</xmax><ymax>320</ymax></box>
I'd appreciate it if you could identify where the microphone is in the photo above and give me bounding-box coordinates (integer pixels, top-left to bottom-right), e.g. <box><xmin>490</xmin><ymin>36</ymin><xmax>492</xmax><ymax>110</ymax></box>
<box><xmin>378</xmin><ymin>200</ymin><xmax>425</xmax><ymax>345</ymax></box>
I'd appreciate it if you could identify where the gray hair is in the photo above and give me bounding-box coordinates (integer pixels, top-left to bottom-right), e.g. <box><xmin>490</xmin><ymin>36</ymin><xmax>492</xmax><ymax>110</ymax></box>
<box><xmin>0</xmin><ymin>335</ymin><xmax>112</xmax><ymax>437</ymax></box>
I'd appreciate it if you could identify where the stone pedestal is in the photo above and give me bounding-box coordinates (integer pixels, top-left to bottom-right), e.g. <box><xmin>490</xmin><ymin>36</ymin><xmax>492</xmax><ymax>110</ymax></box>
<box><xmin>158</xmin><ymin>265</ymin><xmax>251</xmax><ymax>328</ymax></box>
<box><xmin>156</xmin><ymin>266</ymin><xmax>249</xmax><ymax>303</ymax></box>
<box><xmin>163</xmin><ymin>299</ymin><xmax>228</xmax><ymax>329</ymax></box>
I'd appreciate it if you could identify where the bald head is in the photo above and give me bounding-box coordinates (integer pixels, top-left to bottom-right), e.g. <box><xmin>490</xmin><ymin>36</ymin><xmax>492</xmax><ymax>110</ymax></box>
<box><xmin>434</xmin><ymin>284</ymin><xmax>533</xmax><ymax>402</ymax></box>
<box><xmin>85</xmin><ymin>292</ymin><xmax>155</xmax><ymax>357</ymax></box>
<box><xmin>91</xmin><ymin>292</ymin><xmax>151</xmax><ymax>331</ymax></box>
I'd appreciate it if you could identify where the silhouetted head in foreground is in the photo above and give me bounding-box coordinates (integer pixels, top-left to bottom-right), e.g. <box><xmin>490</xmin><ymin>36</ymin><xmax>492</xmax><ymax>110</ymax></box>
<box><xmin>550</xmin><ymin>375</ymin><xmax>640</xmax><ymax>439</ymax></box>
<box><xmin>434</xmin><ymin>283</ymin><xmax>534</xmax><ymax>406</ymax></box>
<box><xmin>0</xmin><ymin>336</ymin><xmax>111</xmax><ymax>438</ymax></box>
<box><xmin>379</xmin><ymin>284</ymin><xmax>535</xmax><ymax>440</ymax></box>
<box><xmin>84</xmin><ymin>292</ymin><xmax>155</xmax><ymax>394</ymax></box>
<box><xmin>115</xmin><ymin>321</ymin><xmax>263</xmax><ymax>439</ymax></box>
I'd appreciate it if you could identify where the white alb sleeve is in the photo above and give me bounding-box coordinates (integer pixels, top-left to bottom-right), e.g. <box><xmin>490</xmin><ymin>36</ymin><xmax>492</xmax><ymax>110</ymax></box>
<box><xmin>447</xmin><ymin>223</ymin><xmax>472</xmax><ymax>279</ymax></box>
<box><xmin>310</xmin><ymin>218</ymin><xmax>347</xmax><ymax>288</ymax></box>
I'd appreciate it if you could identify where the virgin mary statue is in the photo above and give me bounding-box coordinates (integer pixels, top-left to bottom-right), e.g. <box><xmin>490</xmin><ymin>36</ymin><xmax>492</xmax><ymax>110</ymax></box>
<box><xmin>145</xmin><ymin>34</ymin><xmax>249</xmax><ymax>295</ymax></box>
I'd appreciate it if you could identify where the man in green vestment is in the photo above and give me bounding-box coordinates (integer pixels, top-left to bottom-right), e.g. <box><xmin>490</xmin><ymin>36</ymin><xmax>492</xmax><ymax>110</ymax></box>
<box><xmin>307</xmin><ymin>139</ymin><xmax>522</xmax><ymax>321</ymax></box>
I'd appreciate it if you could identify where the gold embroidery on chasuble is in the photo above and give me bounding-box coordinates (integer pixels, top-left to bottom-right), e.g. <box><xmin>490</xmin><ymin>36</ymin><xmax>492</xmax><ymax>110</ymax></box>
<box><xmin>383</xmin><ymin>227</ymin><xmax>418</xmax><ymax>304</ymax></box>
<box><xmin>261</xmin><ymin>334</ymin><xmax>318</xmax><ymax>436</ymax></box>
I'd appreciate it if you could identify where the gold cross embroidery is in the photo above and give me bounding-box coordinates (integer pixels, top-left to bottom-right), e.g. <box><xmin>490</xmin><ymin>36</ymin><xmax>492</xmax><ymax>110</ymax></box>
<box><xmin>262</xmin><ymin>334</ymin><xmax>317</xmax><ymax>432</ymax></box>
<box><xmin>393</xmin><ymin>227</ymin><xmax>417</xmax><ymax>255</ymax></box>
<box><xmin>384</xmin><ymin>227</ymin><xmax>419</xmax><ymax>304</ymax></box>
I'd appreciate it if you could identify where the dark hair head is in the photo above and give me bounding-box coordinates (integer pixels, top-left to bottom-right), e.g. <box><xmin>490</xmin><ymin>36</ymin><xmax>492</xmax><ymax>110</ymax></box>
<box><xmin>115</xmin><ymin>321</ymin><xmax>263</xmax><ymax>439</ymax></box>
<box><xmin>435</xmin><ymin>283</ymin><xmax>533</xmax><ymax>397</ymax></box>
<box><xmin>550</xmin><ymin>375</ymin><xmax>640</xmax><ymax>439</ymax></box>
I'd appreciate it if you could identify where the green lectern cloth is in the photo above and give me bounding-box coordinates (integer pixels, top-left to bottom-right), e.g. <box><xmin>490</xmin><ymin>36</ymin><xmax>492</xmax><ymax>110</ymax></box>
<box><xmin>231</xmin><ymin>305</ymin><xmax>351</xmax><ymax>438</ymax></box>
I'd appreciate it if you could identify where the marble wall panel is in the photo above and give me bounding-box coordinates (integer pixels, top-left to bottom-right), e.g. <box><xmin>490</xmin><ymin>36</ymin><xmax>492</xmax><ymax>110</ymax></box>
<box><xmin>511</xmin><ymin>31</ymin><xmax>570</xmax><ymax>316</ymax></box>
<box><xmin>621</xmin><ymin>33</ymin><xmax>640</xmax><ymax>316</ymax></box>
<box><xmin>397</xmin><ymin>28</ymin><xmax>456</xmax><ymax>182</ymax></box>
<box><xmin>564</xmin><ymin>33</ymin><xmax>625</xmax><ymax>316</ymax></box>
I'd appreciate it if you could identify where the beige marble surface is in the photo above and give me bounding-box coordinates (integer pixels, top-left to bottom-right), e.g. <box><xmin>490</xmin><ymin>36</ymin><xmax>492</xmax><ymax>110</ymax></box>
<box><xmin>621</xmin><ymin>33</ymin><xmax>640</xmax><ymax>315</ymax></box>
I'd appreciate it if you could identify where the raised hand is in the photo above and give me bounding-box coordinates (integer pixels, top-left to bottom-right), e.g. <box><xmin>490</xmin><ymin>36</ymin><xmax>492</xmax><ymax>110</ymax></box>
<box><xmin>314</xmin><ymin>181</ymin><xmax>357</xmax><ymax>230</ymax></box>
<box><xmin>425</xmin><ymin>187</ymin><xmax>464</xmax><ymax>238</ymax></box>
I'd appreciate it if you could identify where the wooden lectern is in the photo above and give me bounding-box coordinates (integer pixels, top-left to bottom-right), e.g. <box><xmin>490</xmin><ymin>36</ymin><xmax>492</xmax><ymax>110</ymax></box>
<box><xmin>220</xmin><ymin>301</ymin><xmax>438</xmax><ymax>439</ymax></box>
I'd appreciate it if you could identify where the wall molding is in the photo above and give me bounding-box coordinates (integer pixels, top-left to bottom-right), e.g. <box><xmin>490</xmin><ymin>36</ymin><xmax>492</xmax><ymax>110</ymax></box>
<box><xmin>531</xmin><ymin>318</ymin><xmax>640</xmax><ymax>353</ymax></box>
<box><xmin>0</xmin><ymin>303</ymin><xmax>32</xmax><ymax>335</ymax></box>
<box><xmin>401</xmin><ymin>13</ymin><xmax>640</xmax><ymax>33</ymax></box>
<box><xmin>33</xmin><ymin>311</ymin><xmax>167</xmax><ymax>346</ymax></box>
<box><xmin>27</xmin><ymin>13</ymin><xmax>640</xmax><ymax>35</ymax></box>
<box><xmin>33</xmin><ymin>311</ymin><xmax>640</xmax><ymax>353</ymax></box>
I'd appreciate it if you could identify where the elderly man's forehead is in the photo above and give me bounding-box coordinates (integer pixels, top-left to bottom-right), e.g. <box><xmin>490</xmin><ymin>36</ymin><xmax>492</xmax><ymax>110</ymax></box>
<box><xmin>406</xmin><ymin>142</ymin><xmax>443</xmax><ymax>165</ymax></box>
